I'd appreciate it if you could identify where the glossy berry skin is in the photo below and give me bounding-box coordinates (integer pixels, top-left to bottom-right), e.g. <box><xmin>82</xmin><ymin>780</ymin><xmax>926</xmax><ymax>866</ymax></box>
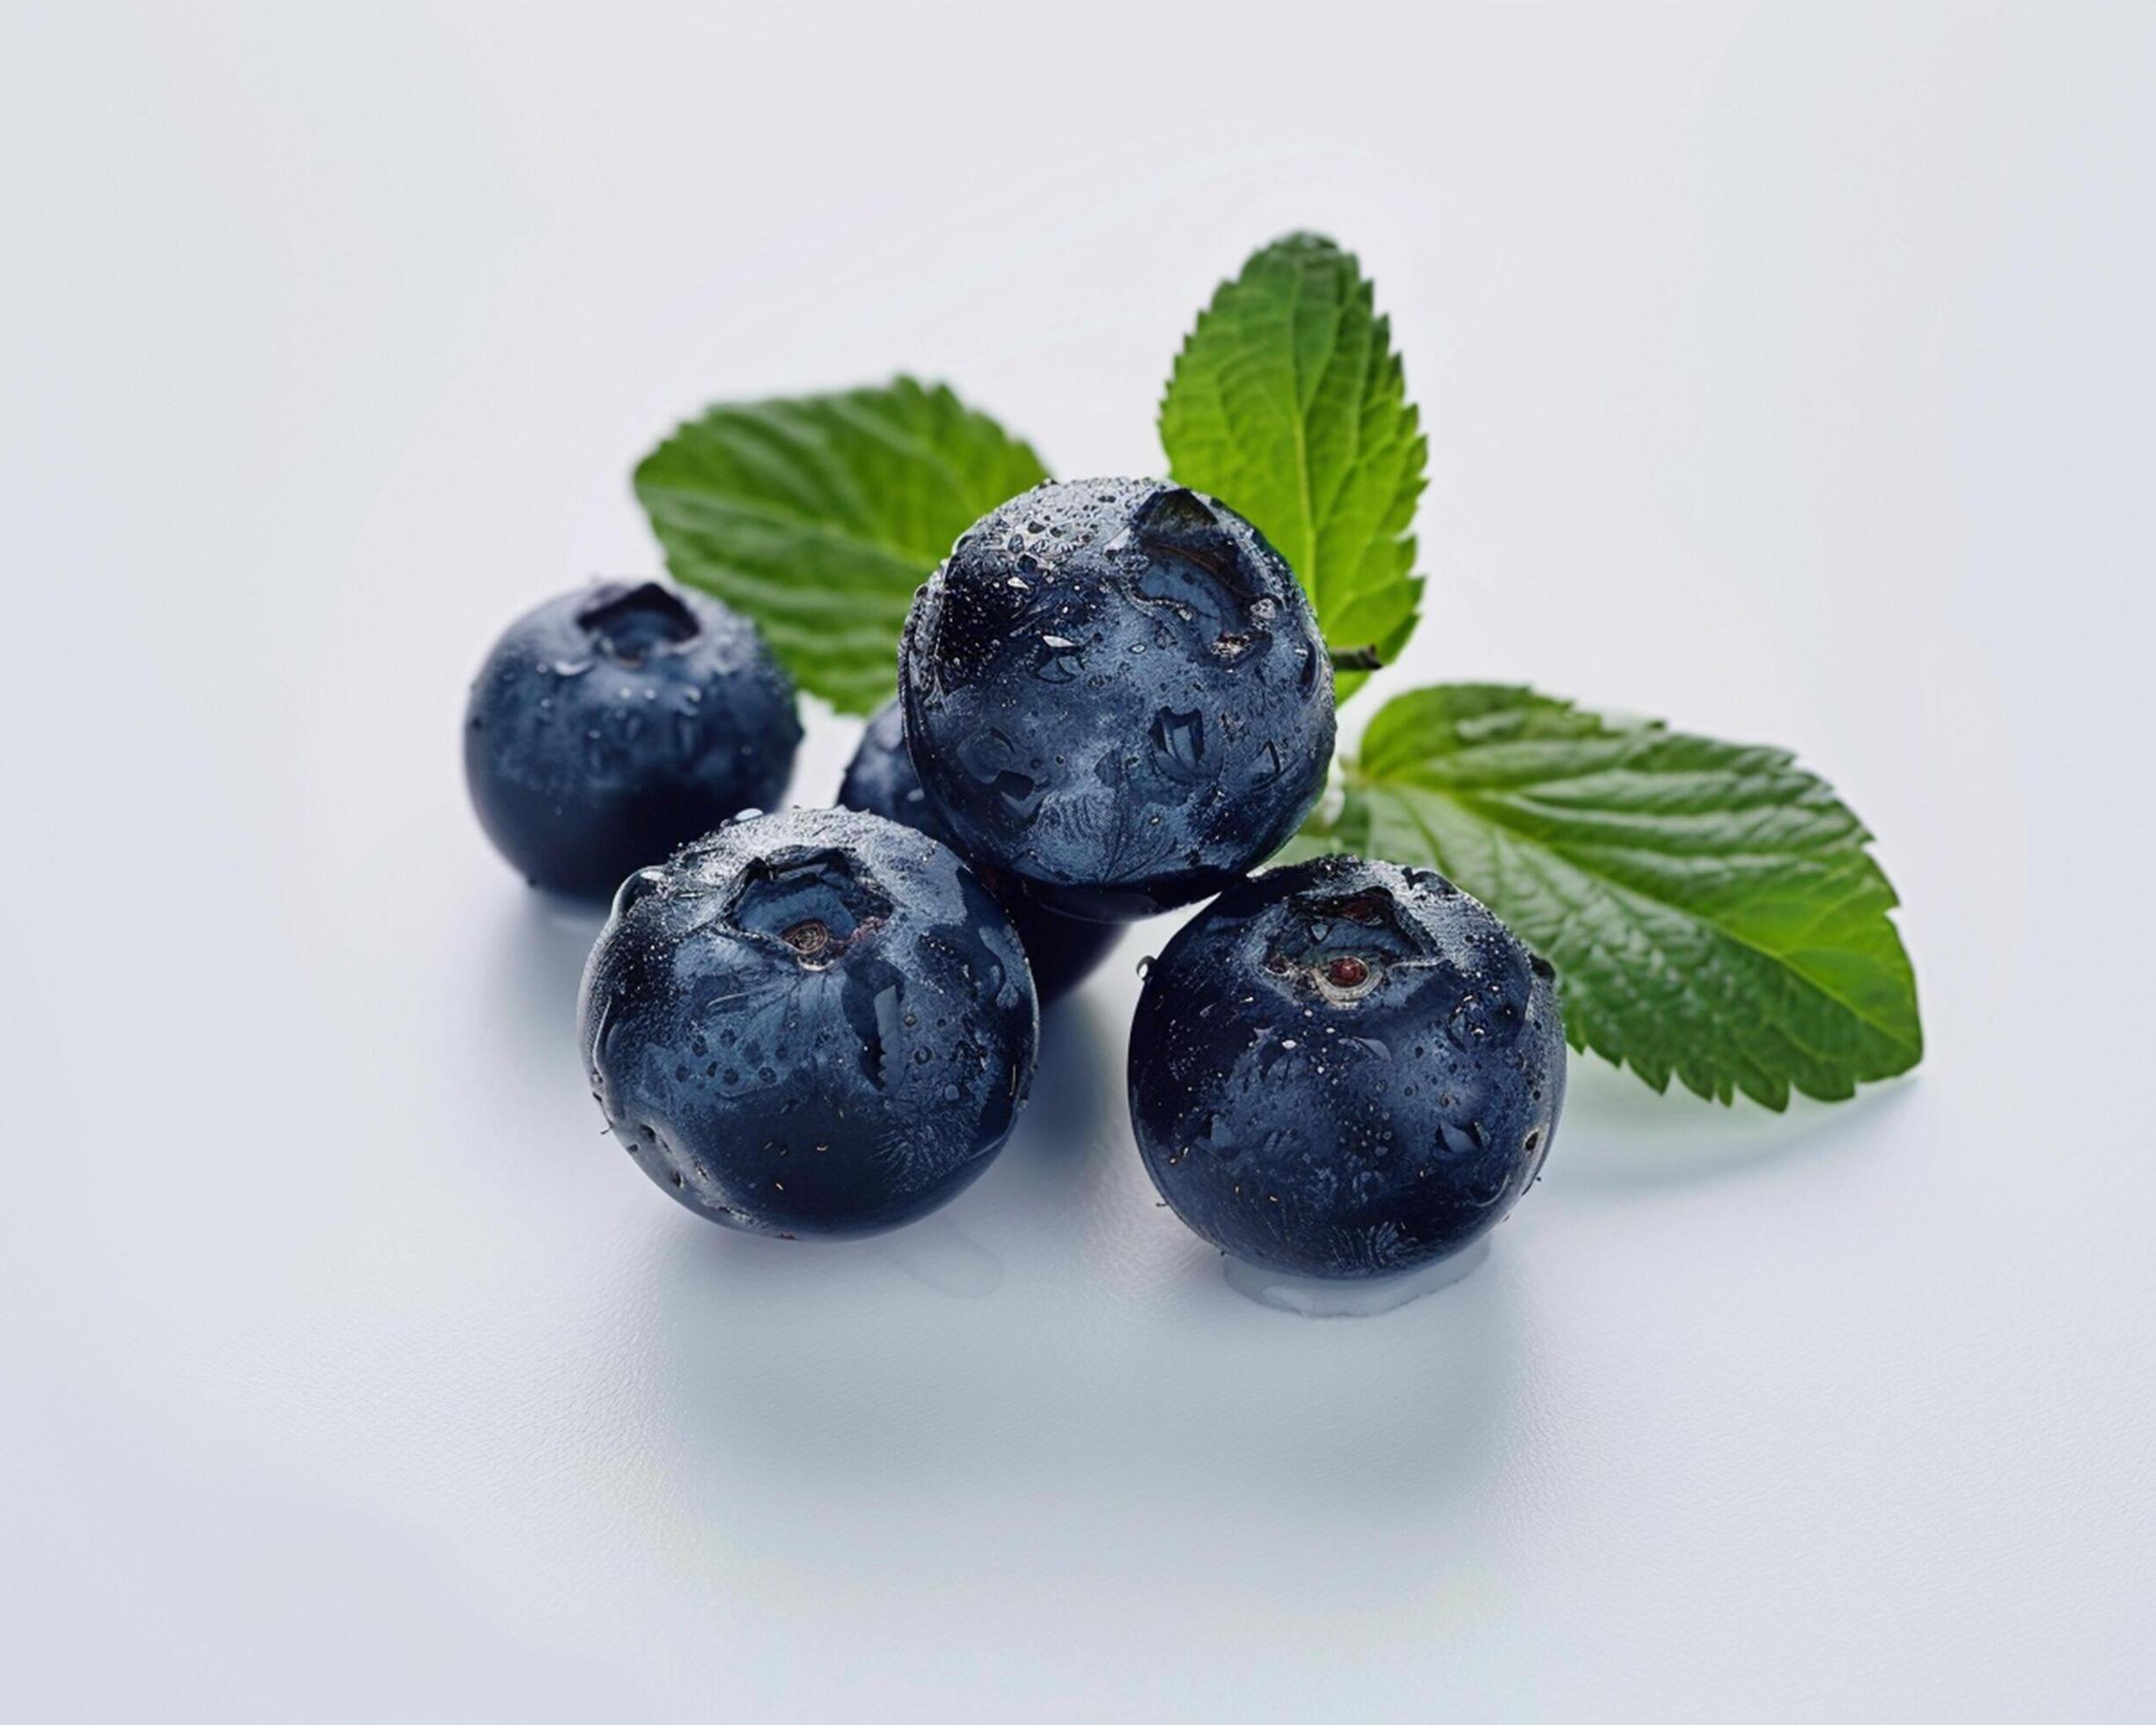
<box><xmin>839</xmin><ymin>700</ymin><xmax>1120</xmax><ymax>1003</ymax></box>
<box><xmin>466</xmin><ymin>580</ymin><xmax>801</xmax><ymax>899</ymax></box>
<box><xmin>899</xmin><ymin>479</ymin><xmax>1335</xmax><ymax>921</ymax></box>
<box><xmin>579</xmin><ymin>807</ymin><xmax>1038</xmax><ymax>1238</ymax></box>
<box><xmin>1129</xmin><ymin>855</ymin><xmax>1566</xmax><ymax>1280</ymax></box>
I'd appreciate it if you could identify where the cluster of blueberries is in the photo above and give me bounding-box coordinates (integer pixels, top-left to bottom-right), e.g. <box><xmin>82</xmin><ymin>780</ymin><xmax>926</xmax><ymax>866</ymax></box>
<box><xmin>466</xmin><ymin>480</ymin><xmax>1565</xmax><ymax>1281</ymax></box>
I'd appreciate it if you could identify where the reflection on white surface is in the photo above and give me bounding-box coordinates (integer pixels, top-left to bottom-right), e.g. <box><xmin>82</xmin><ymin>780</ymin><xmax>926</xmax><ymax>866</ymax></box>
<box><xmin>872</xmin><ymin>1216</ymin><xmax>1006</xmax><ymax>1298</ymax></box>
<box><xmin>644</xmin><ymin>1181</ymin><xmax>1526</xmax><ymax>1509</ymax></box>
<box><xmin>1223</xmin><ymin>1237</ymin><xmax>1492</xmax><ymax>1318</ymax></box>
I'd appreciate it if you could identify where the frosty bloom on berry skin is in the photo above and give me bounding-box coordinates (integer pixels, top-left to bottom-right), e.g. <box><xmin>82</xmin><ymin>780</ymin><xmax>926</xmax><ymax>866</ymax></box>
<box><xmin>1128</xmin><ymin>855</ymin><xmax>1566</xmax><ymax>1280</ymax></box>
<box><xmin>465</xmin><ymin>580</ymin><xmax>800</xmax><ymax>899</ymax></box>
<box><xmin>579</xmin><ymin>807</ymin><xmax>1038</xmax><ymax>1239</ymax></box>
<box><xmin>900</xmin><ymin>479</ymin><xmax>1336</xmax><ymax>922</ymax></box>
<box><xmin>840</xmin><ymin>698</ymin><xmax>1120</xmax><ymax>1002</ymax></box>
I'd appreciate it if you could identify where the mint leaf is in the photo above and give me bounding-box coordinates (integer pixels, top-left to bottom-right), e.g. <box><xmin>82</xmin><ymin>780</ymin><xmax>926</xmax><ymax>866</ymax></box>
<box><xmin>1159</xmin><ymin>234</ymin><xmax>1426</xmax><ymax>702</ymax></box>
<box><xmin>1300</xmin><ymin>685</ymin><xmax>1922</xmax><ymax>1108</ymax></box>
<box><xmin>634</xmin><ymin>378</ymin><xmax>1049</xmax><ymax>714</ymax></box>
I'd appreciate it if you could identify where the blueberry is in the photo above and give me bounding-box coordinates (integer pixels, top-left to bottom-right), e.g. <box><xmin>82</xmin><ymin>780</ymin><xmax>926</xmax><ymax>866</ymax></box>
<box><xmin>465</xmin><ymin>580</ymin><xmax>801</xmax><ymax>898</ymax></box>
<box><xmin>839</xmin><ymin>700</ymin><xmax>1120</xmax><ymax>1002</ymax></box>
<box><xmin>579</xmin><ymin>807</ymin><xmax>1038</xmax><ymax>1237</ymax></box>
<box><xmin>1128</xmin><ymin>855</ymin><xmax>1566</xmax><ymax>1280</ymax></box>
<box><xmin>899</xmin><ymin>480</ymin><xmax>1335</xmax><ymax>921</ymax></box>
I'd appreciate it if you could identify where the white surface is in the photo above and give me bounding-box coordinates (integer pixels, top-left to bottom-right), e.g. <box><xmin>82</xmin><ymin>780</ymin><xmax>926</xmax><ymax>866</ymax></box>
<box><xmin>4</xmin><ymin>3</ymin><xmax>2152</xmax><ymax>1718</ymax></box>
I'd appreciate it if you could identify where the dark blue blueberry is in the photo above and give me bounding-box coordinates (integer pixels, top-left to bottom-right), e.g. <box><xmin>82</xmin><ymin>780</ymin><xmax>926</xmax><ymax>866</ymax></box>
<box><xmin>466</xmin><ymin>580</ymin><xmax>801</xmax><ymax>898</ymax></box>
<box><xmin>579</xmin><ymin>807</ymin><xmax>1038</xmax><ymax>1238</ymax></box>
<box><xmin>899</xmin><ymin>480</ymin><xmax>1335</xmax><ymax>921</ymax></box>
<box><xmin>839</xmin><ymin>700</ymin><xmax>1120</xmax><ymax>1003</ymax></box>
<box><xmin>1128</xmin><ymin>855</ymin><xmax>1566</xmax><ymax>1280</ymax></box>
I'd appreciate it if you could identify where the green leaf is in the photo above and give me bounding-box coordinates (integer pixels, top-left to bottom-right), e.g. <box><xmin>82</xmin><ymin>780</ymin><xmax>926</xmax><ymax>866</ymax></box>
<box><xmin>1300</xmin><ymin>684</ymin><xmax>1922</xmax><ymax>1108</ymax></box>
<box><xmin>1159</xmin><ymin>233</ymin><xmax>1426</xmax><ymax>702</ymax></box>
<box><xmin>634</xmin><ymin>378</ymin><xmax>1049</xmax><ymax>714</ymax></box>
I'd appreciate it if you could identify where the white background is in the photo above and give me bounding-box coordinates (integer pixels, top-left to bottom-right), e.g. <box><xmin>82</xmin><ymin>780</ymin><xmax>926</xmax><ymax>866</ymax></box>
<box><xmin>4</xmin><ymin>2</ymin><xmax>2152</xmax><ymax>1717</ymax></box>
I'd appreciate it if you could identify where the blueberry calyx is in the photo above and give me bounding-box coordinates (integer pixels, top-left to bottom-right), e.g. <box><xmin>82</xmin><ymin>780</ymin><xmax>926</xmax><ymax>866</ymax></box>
<box><xmin>576</xmin><ymin>581</ymin><xmax>702</xmax><ymax>666</ymax></box>
<box><xmin>725</xmin><ymin>848</ymin><xmax>892</xmax><ymax>969</ymax></box>
<box><xmin>1321</xmin><ymin>954</ymin><xmax>1371</xmax><ymax>991</ymax></box>
<box><xmin>1113</xmin><ymin>487</ymin><xmax>1267</xmax><ymax>649</ymax></box>
<box><xmin>1258</xmin><ymin>885</ymin><xmax>1434</xmax><ymax>1006</ymax></box>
